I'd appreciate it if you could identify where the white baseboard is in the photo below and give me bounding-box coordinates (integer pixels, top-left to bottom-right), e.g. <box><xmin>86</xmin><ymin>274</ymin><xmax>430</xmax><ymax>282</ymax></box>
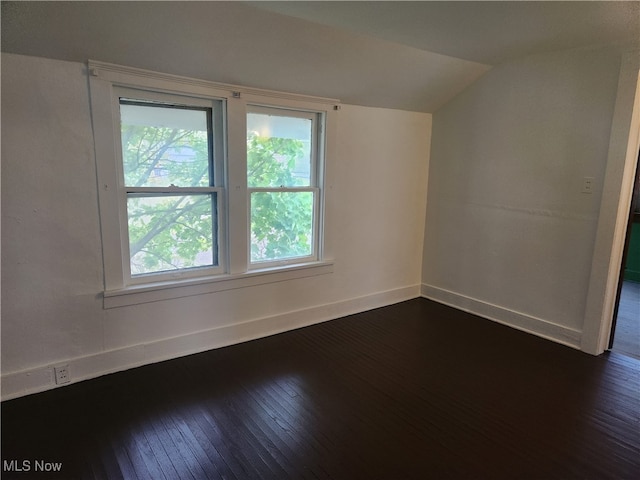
<box><xmin>1</xmin><ymin>285</ymin><xmax>420</xmax><ymax>401</ymax></box>
<box><xmin>421</xmin><ymin>283</ymin><xmax>582</xmax><ymax>350</ymax></box>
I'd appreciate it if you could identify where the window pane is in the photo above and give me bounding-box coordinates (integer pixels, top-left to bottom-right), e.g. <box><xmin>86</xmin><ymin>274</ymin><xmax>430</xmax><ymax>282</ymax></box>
<box><xmin>120</xmin><ymin>102</ymin><xmax>211</xmax><ymax>187</ymax></box>
<box><xmin>250</xmin><ymin>191</ymin><xmax>314</xmax><ymax>262</ymax></box>
<box><xmin>247</xmin><ymin>112</ymin><xmax>312</xmax><ymax>187</ymax></box>
<box><xmin>127</xmin><ymin>194</ymin><xmax>217</xmax><ymax>275</ymax></box>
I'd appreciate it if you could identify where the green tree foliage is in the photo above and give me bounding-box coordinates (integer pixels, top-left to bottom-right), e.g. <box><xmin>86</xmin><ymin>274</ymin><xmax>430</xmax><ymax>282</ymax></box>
<box><xmin>250</xmin><ymin>191</ymin><xmax>313</xmax><ymax>261</ymax></box>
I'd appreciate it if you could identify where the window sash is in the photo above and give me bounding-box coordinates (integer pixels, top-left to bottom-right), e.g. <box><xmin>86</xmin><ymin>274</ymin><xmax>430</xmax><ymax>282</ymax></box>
<box><xmin>116</xmin><ymin>88</ymin><xmax>226</xmax><ymax>190</ymax></box>
<box><xmin>246</xmin><ymin>105</ymin><xmax>320</xmax><ymax>188</ymax></box>
<box><xmin>124</xmin><ymin>190</ymin><xmax>225</xmax><ymax>284</ymax></box>
<box><xmin>120</xmin><ymin>102</ymin><xmax>214</xmax><ymax>189</ymax></box>
<box><xmin>248</xmin><ymin>187</ymin><xmax>320</xmax><ymax>267</ymax></box>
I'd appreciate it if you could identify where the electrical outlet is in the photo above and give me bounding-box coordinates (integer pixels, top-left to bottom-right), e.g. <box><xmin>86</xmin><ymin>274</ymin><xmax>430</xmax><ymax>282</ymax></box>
<box><xmin>582</xmin><ymin>176</ymin><xmax>595</xmax><ymax>194</ymax></box>
<box><xmin>54</xmin><ymin>365</ymin><xmax>70</xmax><ymax>385</ymax></box>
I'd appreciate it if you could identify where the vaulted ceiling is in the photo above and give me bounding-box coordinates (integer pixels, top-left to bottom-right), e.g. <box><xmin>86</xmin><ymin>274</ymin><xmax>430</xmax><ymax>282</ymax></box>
<box><xmin>2</xmin><ymin>1</ymin><xmax>638</xmax><ymax>112</ymax></box>
<box><xmin>251</xmin><ymin>1</ymin><xmax>640</xmax><ymax>65</ymax></box>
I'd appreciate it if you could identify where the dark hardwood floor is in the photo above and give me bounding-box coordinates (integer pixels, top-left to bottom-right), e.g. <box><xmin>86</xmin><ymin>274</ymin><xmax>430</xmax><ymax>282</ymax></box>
<box><xmin>2</xmin><ymin>298</ymin><xmax>639</xmax><ymax>479</ymax></box>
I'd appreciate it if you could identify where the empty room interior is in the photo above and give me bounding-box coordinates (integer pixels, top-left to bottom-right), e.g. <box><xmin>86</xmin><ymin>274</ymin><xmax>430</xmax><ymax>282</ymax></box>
<box><xmin>2</xmin><ymin>1</ymin><xmax>640</xmax><ymax>479</ymax></box>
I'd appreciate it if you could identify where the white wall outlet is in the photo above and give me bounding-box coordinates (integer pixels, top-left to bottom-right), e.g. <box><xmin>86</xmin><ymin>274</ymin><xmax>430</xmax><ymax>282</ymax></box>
<box><xmin>582</xmin><ymin>176</ymin><xmax>595</xmax><ymax>194</ymax></box>
<box><xmin>54</xmin><ymin>365</ymin><xmax>70</xmax><ymax>385</ymax></box>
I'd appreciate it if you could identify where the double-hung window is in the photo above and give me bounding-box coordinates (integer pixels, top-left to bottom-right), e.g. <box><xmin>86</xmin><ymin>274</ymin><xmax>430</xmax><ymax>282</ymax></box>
<box><xmin>89</xmin><ymin>61</ymin><xmax>335</xmax><ymax>306</ymax></box>
<box><xmin>117</xmin><ymin>92</ymin><xmax>225</xmax><ymax>282</ymax></box>
<box><xmin>247</xmin><ymin>107</ymin><xmax>321</xmax><ymax>267</ymax></box>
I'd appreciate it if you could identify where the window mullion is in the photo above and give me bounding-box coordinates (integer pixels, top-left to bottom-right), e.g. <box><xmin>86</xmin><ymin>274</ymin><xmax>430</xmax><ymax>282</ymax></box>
<box><xmin>226</xmin><ymin>97</ymin><xmax>249</xmax><ymax>274</ymax></box>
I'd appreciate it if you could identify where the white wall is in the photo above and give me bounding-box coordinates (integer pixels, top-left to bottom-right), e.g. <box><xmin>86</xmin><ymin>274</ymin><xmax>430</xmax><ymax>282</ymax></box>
<box><xmin>1</xmin><ymin>53</ymin><xmax>432</xmax><ymax>399</ymax></box>
<box><xmin>422</xmin><ymin>46</ymin><xmax>625</xmax><ymax>348</ymax></box>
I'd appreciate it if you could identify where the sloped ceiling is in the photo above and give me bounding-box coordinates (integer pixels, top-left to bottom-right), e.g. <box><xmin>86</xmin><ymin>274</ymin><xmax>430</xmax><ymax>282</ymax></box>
<box><xmin>251</xmin><ymin>1</ymin><xmax>640</xmax><ymax>65</ymax></box>
<box><xmin>2</xmin><ymin>1</ymin><xmax>638</xmax><ymax>113</ymax></box>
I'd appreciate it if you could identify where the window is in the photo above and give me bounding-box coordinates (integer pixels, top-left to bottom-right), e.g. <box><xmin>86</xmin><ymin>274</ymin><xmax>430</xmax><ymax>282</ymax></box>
<box><xmin>247</xmin><ymin>107</ymin><xmax>321</xmax><ymax>266</ymax></box>
<box><xmin>118</xmin><ymin>98</ymin><xmax>224</xmax><ymax>280</ymax></box>
<box><xmin>89</xmin><ymin>61</ymin><xmax>335</xmax><ymax>305</ymax></box>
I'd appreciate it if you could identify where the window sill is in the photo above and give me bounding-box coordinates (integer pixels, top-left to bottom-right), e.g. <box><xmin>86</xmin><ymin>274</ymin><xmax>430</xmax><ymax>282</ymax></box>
<box><xmin>103</xmin><ymin>261</ymin><xmax>334</xmax><ymax>309</ymax></box>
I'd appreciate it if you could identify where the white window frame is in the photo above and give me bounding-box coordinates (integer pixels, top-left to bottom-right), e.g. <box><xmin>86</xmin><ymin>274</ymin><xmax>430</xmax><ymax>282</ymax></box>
<box><xmin>247</xmin><ymin>105</ymin><xmax>324</xmax><ymax>269</ymax></box>
<box><xmin>116</xmin><ymin>88</ymin><xmax>226</xmax><ymax>284</ymax></box>
<box><xmin>88</xmin><ymin>61</ymin><xmax>337</xmax><ymax>308</ymax></box>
